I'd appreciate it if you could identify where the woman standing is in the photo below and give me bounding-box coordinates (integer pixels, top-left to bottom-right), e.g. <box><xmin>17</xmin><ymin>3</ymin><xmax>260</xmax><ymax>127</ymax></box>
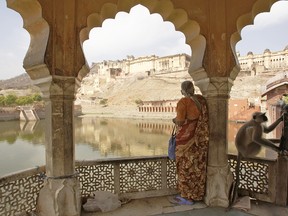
<box><xmin>172</xmin><ymin>80</ymin><xmax>209</xmax><ymax>204</ymax></box>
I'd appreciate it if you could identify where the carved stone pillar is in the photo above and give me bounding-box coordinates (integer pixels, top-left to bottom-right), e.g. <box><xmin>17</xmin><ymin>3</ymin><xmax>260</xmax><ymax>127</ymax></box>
<box><xmin>33</xmin><ymin>73</ymin><xmax>81</xmax><ymax>216</ymax></box>
<box><xmin>192</xmin><ymin>68</ymin><xmax>234</xmax><ymax>207</ymax></box>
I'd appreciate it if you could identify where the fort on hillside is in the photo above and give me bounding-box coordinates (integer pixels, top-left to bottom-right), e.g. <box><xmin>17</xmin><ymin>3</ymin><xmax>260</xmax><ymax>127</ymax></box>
<box><xmin>77</xmin><ymin>53</ymin><xmax>191</xmax><ymax>96</ymax></box>
<box><xmin>237</xmin><ymin>46</ymin><xmax>288</xmax><ymax>75</ymax></box>
<box><xmin>77</xmin><ymin>46</ymin><xmax>288</xmax><ymax>121</ymax></box>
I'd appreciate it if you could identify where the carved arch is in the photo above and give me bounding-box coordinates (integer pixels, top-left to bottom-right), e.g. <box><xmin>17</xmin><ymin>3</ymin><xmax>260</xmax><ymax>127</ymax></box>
<box><xmin>79</xmin><ymin>0</ymin><xmax>207</xmax><ymax>81</ymax></box>
<box><xmin>6</xmin><ymin>0</ymin><xmax>50</xmax><ymax>80</ymax></box>
<box><xmin>230</xmin><ymin>0</ymin><xmax>278</xmax><ymax>80</ymax></box>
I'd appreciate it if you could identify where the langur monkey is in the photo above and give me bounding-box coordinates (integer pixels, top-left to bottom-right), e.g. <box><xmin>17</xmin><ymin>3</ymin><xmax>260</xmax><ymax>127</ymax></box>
<box><xmin>229</xmin><ymin>112</ymin><xmax>283</xmax><ymax>207</ymax></box>
<box><xmin>235</xmin><ymin>112</ymin><xmax>282</xmax><ymax>157</ymax></box>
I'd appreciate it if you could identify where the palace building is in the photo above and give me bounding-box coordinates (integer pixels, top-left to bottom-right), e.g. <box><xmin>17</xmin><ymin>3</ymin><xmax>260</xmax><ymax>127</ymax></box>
<box><xmin>79</xmin><ymin>47</ymin><xmax>288</xmax><ymax>124</ymax></box>
<box><xmin>237</xmin><ymin>46</ymin><xmax>288</xmax><ymax>75</ymax></box>
<box><xmin>79</xmin><ymin>47</ymin><xmax>288</xmax><ymax>96</ymax></box>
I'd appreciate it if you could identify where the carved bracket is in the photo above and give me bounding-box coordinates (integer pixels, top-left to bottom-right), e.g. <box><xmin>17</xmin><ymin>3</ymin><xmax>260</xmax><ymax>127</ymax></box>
<box><xmin>189</xmin><ymin>68</ymin><xmax>234</xmax><ymax>98</ymax></box>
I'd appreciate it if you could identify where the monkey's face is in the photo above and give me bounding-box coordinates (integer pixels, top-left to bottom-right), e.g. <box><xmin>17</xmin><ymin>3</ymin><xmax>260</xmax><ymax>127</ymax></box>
<box><xmin>262</xmin><ymin>115</ymin><xmax>268</xmax><ymax>122</ymax></box>
<box><xmin>253</xmin><ymin>112</ymin><xmax>268</xmax><ymax>123</ymax></box>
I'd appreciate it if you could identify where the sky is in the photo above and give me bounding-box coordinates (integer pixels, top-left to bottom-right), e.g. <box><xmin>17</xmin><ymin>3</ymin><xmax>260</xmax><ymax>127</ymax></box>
<box><xmin>0</xmin><ymin>1</ymin><xmax>288</xmax><ymax>80</ymax></box>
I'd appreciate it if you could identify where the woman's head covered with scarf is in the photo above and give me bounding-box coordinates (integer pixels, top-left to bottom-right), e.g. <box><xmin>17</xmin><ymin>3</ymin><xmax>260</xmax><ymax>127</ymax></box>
<box><xmin>181</xmin><ymin>81</ymin><xmax>195</xmax><ymax>97</ymax></box>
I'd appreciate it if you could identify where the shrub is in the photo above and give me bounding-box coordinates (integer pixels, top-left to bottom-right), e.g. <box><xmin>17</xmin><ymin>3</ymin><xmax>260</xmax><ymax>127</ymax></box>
<box><xmin>16</xmin><ymin>96</ymin><xmax>33</xmax><ymax>105</ymax></box>
<box><xmin>135</xmin><ymin>99</ymin><xmax>143</xmax><ymax>105</ymax></box>
<box><xmin>283</xmin><ymin>96</ymin><xmax>288</xmax><ymax>104</ymax></box>
<box><xmin>0</xmin><ymin>93</ymin><xmax>43</xmax><ymax>107</ymax></box>
<box><xmin>0</xmin><ymin>96</ymin><xmax>5</xmax><ymax>106</ymax></box>
<box><xmin>100</xmin><ymin>98</ymin><xmax>108</xmax><ymax>105</ymax></box>
<box><xmin>32</xmin><ymin>93</ymin><xmax>42</xmax><ymax>101</ymax></box>
<box><xmin>5</xmin><ymin>94</ymin><xmax>17</xmax><ymax>106</ymax></box>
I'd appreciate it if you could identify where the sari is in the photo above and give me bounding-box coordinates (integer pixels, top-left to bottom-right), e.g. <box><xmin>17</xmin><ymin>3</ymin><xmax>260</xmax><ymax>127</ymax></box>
<box><xmin>175</xmin><ymin>95</ymin><xmax>209</xmax><ymax>201</ymax></box>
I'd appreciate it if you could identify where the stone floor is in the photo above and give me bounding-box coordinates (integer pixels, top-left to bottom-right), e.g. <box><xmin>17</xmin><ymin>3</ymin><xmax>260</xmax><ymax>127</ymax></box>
<box><xmin>81</xmin><ymin>195</ymin><xmax>288</xmax><ymax>216</ymax></box>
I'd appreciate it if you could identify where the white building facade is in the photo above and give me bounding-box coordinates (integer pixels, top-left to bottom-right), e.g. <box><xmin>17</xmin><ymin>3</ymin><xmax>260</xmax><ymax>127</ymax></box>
<box><xmin>237</xmin><ymin>46</ymin><xmax>288</xmax><ymax>75</ymax></box>
<box><xmin>89</xmin><ymin>53</ymin><xmax>191</xmax><ymax>79</ymax></box>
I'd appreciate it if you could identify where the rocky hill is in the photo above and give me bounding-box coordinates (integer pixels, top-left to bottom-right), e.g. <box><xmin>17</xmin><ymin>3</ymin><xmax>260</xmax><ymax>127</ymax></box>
<box><xmin>91</xmin><ymin>76</ymin><xmax>186</xmax><ymax>105</ymax></box>
<box><xmin>0</xmin><ymin>71</ymin><xmax>276</xmax><ymax>105</ymax></box>
<box><xmin>230</xmin><ymin>72</ymin><xmax>275</xmax><ymax>99</ymax></box>
<box><xmin>0</xmin><ymin>73</ymin><xmax>32</xmax><ymax>89</ymax></box>
<box><xmin>77</xmin><ymin>70</ymin><xmax>274</xmax><ymax>106</ymax></box>
<box><xmin>0</xmin><ymin>73</ymin><xmax>41</xmax><ymax>96</ymax></box>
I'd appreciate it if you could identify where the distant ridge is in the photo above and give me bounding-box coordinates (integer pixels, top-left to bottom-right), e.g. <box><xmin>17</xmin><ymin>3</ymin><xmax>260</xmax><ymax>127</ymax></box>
<box><xmin>0</xmin><ymin>70</ymin><xmax>272</xmax><ymax>103</ymax></box>
<box><xmin>0</xmin><ymin>73</ymin><xmax>32</xmax><ymax>89</ymax></box>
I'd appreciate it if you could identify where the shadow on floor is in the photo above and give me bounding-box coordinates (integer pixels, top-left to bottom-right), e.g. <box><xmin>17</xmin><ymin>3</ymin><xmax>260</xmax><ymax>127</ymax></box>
<box><xmin>81</xmin><ymin>195</ymin><xmax>288</xmax><ymax>216</ymax></box>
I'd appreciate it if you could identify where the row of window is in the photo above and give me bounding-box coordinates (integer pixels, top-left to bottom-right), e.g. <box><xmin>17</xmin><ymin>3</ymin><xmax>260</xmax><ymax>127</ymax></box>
<box><xmin>240</xmin><ymin>57</ymin><xmax>286</xmax><ymax>65</ymax></box>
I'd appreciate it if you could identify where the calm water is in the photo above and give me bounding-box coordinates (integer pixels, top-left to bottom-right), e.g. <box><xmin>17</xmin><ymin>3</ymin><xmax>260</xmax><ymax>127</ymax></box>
<box><xmin>0</xmin><ymin>117</ymin><xmax>271</xmax><ymax>177</ymax></box>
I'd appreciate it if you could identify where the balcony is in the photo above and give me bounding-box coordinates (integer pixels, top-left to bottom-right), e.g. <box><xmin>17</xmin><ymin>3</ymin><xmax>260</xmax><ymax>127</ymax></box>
<box><xmin>0</xmin><ymin>155</ymin><xmax>287</xmax><ymax>216</ymax></box>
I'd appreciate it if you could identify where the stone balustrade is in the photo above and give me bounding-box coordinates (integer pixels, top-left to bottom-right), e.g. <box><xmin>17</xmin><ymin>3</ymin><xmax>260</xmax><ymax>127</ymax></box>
<box><xmin>0</xmin><ymin>155</ymin><xmax>287</xmax><ymax>215</ymax></box>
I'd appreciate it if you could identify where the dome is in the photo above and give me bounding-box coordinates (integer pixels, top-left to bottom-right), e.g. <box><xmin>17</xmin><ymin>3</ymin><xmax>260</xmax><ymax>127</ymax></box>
<box><xmin>264</xmin><ymin>49</ymin><xmax>271</xmax><ymax>54</ymax></box>
<box><xmin>247</xmin><ymin>51</ymin><xmax>253</xmax><ymax>56</ymax></box>
<box><xmin>284</xmin><ymin>45</ymin><xmax>288</xmax><ymax>51</ymax></box>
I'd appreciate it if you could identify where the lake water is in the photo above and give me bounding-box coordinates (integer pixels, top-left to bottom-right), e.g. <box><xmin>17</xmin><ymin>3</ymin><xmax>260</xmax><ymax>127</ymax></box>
<box><xmin>0</xmin><ymin>117</ymin><xmax>273</xmax><ymax>177</ymax></box>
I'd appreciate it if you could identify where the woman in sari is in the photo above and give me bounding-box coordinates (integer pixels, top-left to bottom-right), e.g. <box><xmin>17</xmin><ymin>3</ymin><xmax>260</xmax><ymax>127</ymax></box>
<box><xmin>172</xmin><ymin>80</ymin><xmax>209</xmax><ymax>204</ymax></box>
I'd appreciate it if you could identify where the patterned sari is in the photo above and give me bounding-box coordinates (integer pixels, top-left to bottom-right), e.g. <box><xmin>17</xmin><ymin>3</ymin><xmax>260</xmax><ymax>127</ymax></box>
<box><xmin>175</xmin><ymin>95</ymin><xmax>209</xmax><ymax>201</ymax></box>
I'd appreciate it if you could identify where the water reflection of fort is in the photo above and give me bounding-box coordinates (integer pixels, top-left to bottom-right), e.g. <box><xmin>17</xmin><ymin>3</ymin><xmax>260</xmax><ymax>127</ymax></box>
<box><xmin>136</xmin><ymin>122</ymin><xmax>173</xmax><ymax>134</ymax></box>
<box><xmin>74</xmin><ymin>118</ymin><xmax>172</xmax><ymax>158</ymax></box>
<box><xmin>74</xmin><ymin>118</ymin><xmax>245</xmax><ymax>157</ymax></box>
<box><xmin>0</xmin><ymin>117</ymin><xmax>277</xmax><ymax>168</ymax></box>
<box><xmin>138</xmin><ymin>100</ymin><xmax>177</xmax><ymax>114</ymax></box>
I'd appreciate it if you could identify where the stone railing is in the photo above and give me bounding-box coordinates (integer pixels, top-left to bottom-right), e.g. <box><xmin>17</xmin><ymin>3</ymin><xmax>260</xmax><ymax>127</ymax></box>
<box><xmin>0</xmin><ymin>166</ymin><xmax>45</xmax><ymax>216</ymax></box>
<box><xmin>76</xmin><ymin>156</ymin><xmax>177</xmax><ymax>200</ymax></box>
<box><xmin>228</xmin><ymin>154</ymin><xmax>277</xmax><ymax>203</ymax></box>
<box><xmin>0</xmin><ymin>156</ymin><xmax>176</xmax><ymax>216</ymax></box>
<box><xmin>0</xmin><ymin>155</ymin><xmax>287</xmax><ymax>215</ymax></box>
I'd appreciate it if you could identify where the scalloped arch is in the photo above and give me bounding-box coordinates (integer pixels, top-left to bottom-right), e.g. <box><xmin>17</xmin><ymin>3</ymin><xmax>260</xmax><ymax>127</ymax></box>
<box><xmin>7</xmin><ymin>0</ymin><xmax>50</xmax><ymax>79</ymax></box>
<box><xmin>80</xmin><ymin>0</ymin><xmax>206</xmax><ymax>78</ymax></box>
<box><xmin>230</xmin><ymin>0</ymin><xmax>279</xmax><ymax>71</ymax></box>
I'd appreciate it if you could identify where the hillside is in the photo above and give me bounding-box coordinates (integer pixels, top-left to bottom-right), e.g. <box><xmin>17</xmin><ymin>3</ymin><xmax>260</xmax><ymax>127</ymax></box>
<box><xmin>99</xmin><ymin>76</ymin><xmax>184</xmax><ymax>105</ymax></box>
<box><xmin>78</xmin><ymin>70</ymin><xmax>271</xmax><ymax>107</ymax></box>
<box><xmin>0</xmin><ymin>71</ymin><xmax>273</xmax><ymax>105</ymax></box>
<box><xmin>230</xmin><ymin>73</ymin><xmax>274</xmax><ymax>99</ymax></box>
<box><xmin>0</xmin><ymin>73</ymin><xmax>32</xmax><ymax>89</ymax></box>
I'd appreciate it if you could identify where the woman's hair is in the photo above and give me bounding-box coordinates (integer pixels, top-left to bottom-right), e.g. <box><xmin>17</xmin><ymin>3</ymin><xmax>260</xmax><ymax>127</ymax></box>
<box><xmin>181</xmin><ymin>81</ymin><xmax>195</xmax><ymax>96</ymax></box>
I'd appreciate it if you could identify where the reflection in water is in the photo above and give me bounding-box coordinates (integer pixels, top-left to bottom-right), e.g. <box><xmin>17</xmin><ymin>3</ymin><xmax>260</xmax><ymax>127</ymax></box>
<box><xmin>0</xmin><ymin>120</ymin><xmax>45</xmax><ymax>176</ymax></box>
<box><xmin>0</xmin><ymin>117</ymin><xmax>276</xmax><ymax>176</ymax></box>
<box><xmin>74</xmin><ymin>118</ymin><xmax>173</xmax><ymax>159</ymax></box>
<box><xmin>0</xmin><ymin>117</ymin><xmax>174</xmax><ymax>176</ymax></box>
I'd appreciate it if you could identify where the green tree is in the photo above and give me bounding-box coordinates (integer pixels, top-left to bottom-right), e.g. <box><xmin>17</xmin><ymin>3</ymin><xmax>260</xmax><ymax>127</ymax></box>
<box><xmin>5</xmin><ymin>94</ymin><xmax>17</xmax><ymax>106</ymax></box>
<box><xmin>135</xmin><ymin>99</ymin><xmax>143</xmax><ymax>105</ymax></box>
<box><xmin>283</xmin><ymin>96</ymin><xmax>288</xmax><ymax>104</ymax></box>
<box><xmin>0</xmin><ymin>93</ymin><xmax>42</xmax><ymax>107</ymax></box>
<box><xmin>15</xmin><ymin>96</ymin><xmax>33</xmax><ymax>105</ymax></box>
<box><xmin>100</xmin><ymin>98</ymin><xmax>108</xmax><ymax>106</ymax></box>
<box><xmin>32</xmin><ymin>93</ymin><xmax>42</xmax><ymax>101</ymax></box>
<box><xmin>0</xmin><ymin>96</ymin><xmax>5</xmax><ymax>106</ymax></box>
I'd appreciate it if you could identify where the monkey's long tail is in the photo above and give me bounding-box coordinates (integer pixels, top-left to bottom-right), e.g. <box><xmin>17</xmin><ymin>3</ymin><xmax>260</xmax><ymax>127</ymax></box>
<box><xmin>228</xmin><ymin>153</ymin><xmax>242</xmax><ymax>208</ymax></box>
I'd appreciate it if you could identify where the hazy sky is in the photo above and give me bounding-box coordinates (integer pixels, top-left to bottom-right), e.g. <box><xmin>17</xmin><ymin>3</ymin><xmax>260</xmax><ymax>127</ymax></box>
<box><xmin>0</xmin><ymin>1</ymin><xmax>288</xmax><ymax>80</ymax></box>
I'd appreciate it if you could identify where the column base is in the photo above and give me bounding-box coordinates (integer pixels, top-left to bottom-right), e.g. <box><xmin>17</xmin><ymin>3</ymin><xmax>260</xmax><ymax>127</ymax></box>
<box><xmin>276</xmin><ymin>155</ymin><xmax>288</xmax><ymax>206</ymax></box>
<box><xmin>204</xmin><ymin>164</ymin><xmax>233</xmax><ymax>207</ymax></box>
<box><xmin>36</xmin><ymin>177</ymin><xmax>81</xmax><ymax>216</ymax></box>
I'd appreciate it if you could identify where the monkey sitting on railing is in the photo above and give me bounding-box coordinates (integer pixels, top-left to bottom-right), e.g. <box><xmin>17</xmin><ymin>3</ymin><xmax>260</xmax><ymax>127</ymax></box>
<box><xmin>229</xmin><ymin>111</ymin><xmax>287</xmax><ymax>208</ymax></box>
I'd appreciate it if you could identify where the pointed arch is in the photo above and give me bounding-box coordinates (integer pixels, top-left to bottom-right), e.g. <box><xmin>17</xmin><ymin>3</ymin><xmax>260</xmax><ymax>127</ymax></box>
<box><xmin>6</xmin><ymin>0</ymin><xmax>50</xmax><ymax>79</ymax></box>
<box><xmin>79</xmin><ymin>0</ymin><xmax>206</xmax><ymax>79</ymax></box>
<box><xmin>230</xmin><ymin>0</ymin><xmax>279</xmax><ymax>79</ymax></box>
